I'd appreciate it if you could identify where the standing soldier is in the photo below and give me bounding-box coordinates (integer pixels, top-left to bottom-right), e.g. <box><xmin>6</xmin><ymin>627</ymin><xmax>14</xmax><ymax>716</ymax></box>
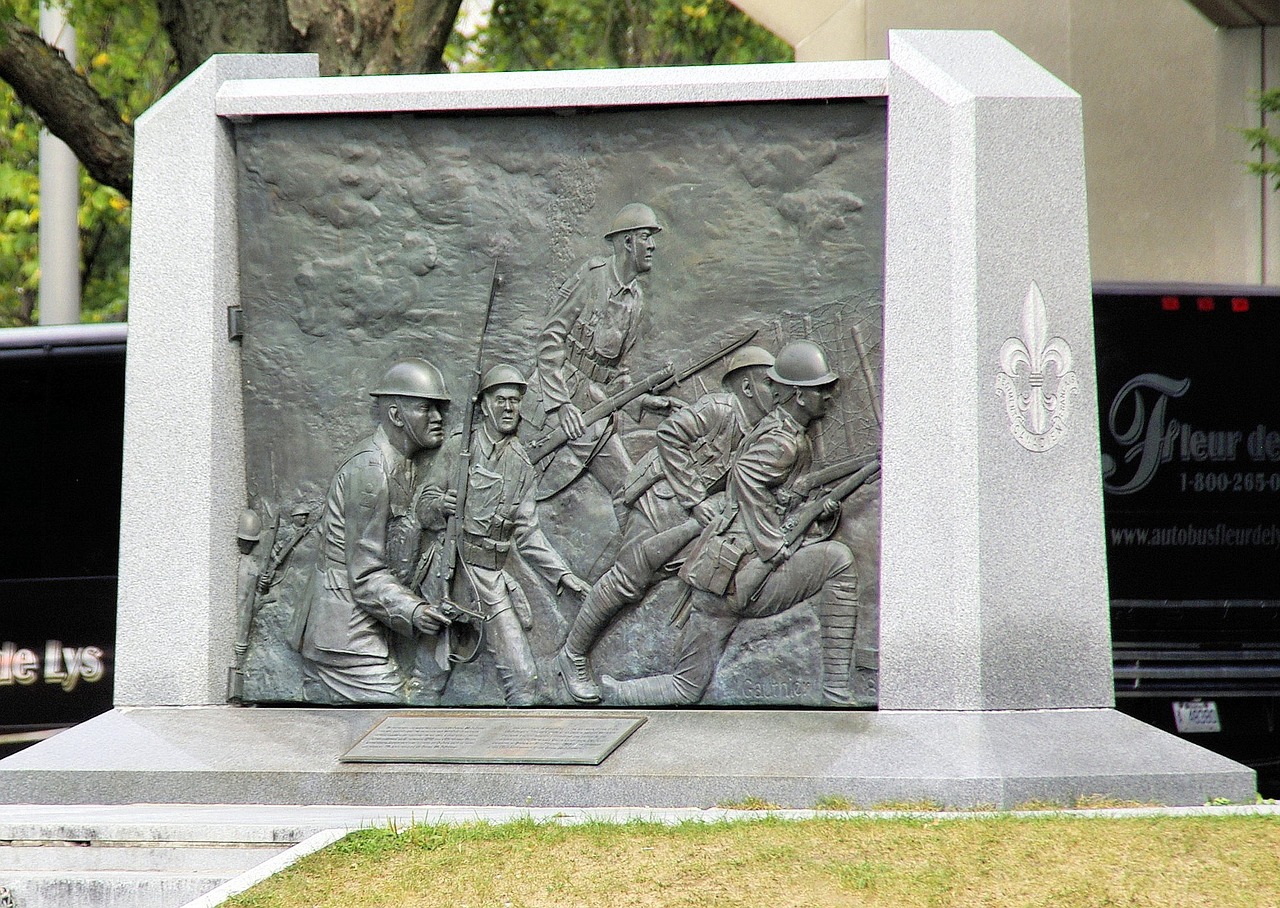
<box><xmin>228</xmin><ymin>507</ymin><xmax>267</xmax><ymax>701</ymax></box>
<box><xmin>255</xmin><ymin>502</ymin><xmax>315</xmax><ymax>597</ymax></box>
<box><xmin>524</xmin><ymin>202</ymin><xmax>677</xmax><ymax>502</ymax></box>
<box><xmin>601</xmin><ymin>340</ymin><xmax>864</xmax><ymax>707</ymax></box>
<box><xmin>423</xmin><ymin>365</ymin><xmax>592</xmax><ymax>706</ymax></box>
<box><xmin>288</xmin><ymin>360</ymin><xmax>453</xmax><ymax>704</ymax></box>
<box><xmin>554</xmin><ymin>345</ymin><xmax>777</xmax><ymax>703</ymax></box>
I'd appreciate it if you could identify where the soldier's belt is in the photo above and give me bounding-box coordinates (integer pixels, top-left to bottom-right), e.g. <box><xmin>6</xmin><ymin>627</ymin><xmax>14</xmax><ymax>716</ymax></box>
<box><xmin>461</xmin><ymin>533</ymin><xmax>512</xmax><ymax>571</ymax></box>
<box><xmin>565</xmin><ymin>333</ymin><xmax>622</xmax><ymax>384</ymax></box>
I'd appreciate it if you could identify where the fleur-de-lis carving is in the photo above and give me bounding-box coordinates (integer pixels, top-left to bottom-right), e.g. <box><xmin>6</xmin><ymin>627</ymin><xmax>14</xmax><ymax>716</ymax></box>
<box><xmin>995</xmin><ymin>281</ymin><xmax>1078</xmax><ymax>452</ymax></box>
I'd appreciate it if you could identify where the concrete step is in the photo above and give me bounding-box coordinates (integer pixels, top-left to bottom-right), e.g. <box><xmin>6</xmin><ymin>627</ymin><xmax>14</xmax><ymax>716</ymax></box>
<box><xmin>2</xmin><ymin>870</ymin><xmax>249</xmax><ymax>908</ymax></box>
<box><xmin>0</xmin><ymin>835</ymin><xmax>291</xmax><ymax>908</ymax></box>
<box><xmin>1</xmin><ymin>841</ymin><xmax>284</xmax><ymax>871</ymax></box>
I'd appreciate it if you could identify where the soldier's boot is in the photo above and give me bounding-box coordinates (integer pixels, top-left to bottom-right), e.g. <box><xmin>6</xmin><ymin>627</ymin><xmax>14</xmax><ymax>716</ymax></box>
<box><xmin>817</xmin><ymin>573</ymin><xmax>860</xmax><ymax>706</ymax></box>
<box><xmin>554</xmin><ymin>647</ymin><xmax>600</xmax><ymax>704</ymax></box>
<box><xmin>556</xmin><ymin>569</ymin><xmax>638</xmax><ymax>703</ymax></box>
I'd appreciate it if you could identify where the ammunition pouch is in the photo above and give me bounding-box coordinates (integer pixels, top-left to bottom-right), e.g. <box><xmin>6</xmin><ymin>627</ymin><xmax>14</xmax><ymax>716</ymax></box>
<box><xmin>679</xmin><ymin>532</ymin><xmax>748</xmax><ymax>596</ymax></box>
<box><xmin>460</xmin><ymin>532</ymin><xmax>512</xmax><ymax>571</ymax></box>
<box><xmin>565</xmin><ymin>330</ymin><xmax>622</xmax><ymax>385</ymax></box>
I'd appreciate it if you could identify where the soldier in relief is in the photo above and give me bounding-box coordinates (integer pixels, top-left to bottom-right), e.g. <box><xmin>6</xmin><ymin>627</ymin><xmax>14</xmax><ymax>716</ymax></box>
<box><xmin>601</xmin><ymin>340</ymin><xmax>865</xmax><ymax>707</ymax></box>
<box><xmin>288</xmin><ymin>360</ymin><xmax>454</xmax><ymax>704</ymax></box>
<box><xmin>554</xmin><ymin>345</ymin><xmax>778</xmax><ymax>703</ymax></box>
<box><xmin>420</xmin><ymin>365</ymin><xmax>592</xmax><ymax>705</ymax></box>
<box><xmin>523</xmin><ymin>202</ymin><xmax>678</xmax><ymax>504</ymax></box>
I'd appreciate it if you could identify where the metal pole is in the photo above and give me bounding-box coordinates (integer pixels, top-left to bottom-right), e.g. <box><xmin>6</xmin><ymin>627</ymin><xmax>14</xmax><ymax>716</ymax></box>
<box><xmin>37</xmin><ymin>2</ymin><xmax>81</xmax><ymax>325</ymax></box>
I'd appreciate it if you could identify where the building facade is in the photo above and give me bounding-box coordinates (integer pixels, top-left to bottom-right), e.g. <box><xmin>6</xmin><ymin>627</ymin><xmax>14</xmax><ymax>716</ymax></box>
<box><xmin>732</xmin><ymin>0</ymin><xmax>1280</xmax><ymax>286</ymax></box>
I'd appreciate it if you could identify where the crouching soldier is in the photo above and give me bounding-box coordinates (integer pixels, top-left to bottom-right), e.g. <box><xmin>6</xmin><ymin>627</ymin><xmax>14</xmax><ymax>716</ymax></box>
<box><xmin>554</xmin><ymin>345</ymin><xmax>776</xmax><ymax>703</ymax></box>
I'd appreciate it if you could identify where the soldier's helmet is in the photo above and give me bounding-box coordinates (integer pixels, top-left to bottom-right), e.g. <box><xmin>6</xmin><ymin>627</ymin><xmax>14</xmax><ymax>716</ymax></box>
<box><xmin>767</xmin><ymin>340</ymin><xmax>838</xmax><ymax>387</ymax></box>
<box><xmin>290</xmin><ymin>502</ymin><xmax>312</xmax><ymax>518</ymax></box>
<box><xmin>236</xmin><ymin>508</ymin><xmax>263</xmax><ymax>542</ymax></box>
<box><xmin>723</xmin><ymin>345</ymin><xmax>775</xmax><ymax>378</ymax></box>
<box><xmin>369</xmin><ymin>359</ymin><xmax>450</xmax><ymax>402</ymax></box>
<box><xmin>604</xmin><ymin>202</ymin><xmax>663</xmax><ymax>238</ymax></box>
<box><xmin>478</xmin><ymin>363</ymin><xmax>528</xmax><ymax>395</ymax></box>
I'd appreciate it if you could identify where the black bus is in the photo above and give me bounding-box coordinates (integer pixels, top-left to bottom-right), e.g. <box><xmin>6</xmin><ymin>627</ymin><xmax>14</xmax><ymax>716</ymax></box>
<box><xmin>0</xmin><ymin>323</ymin><xmax>124</xmax><ymax>758</ymax></box>
<box><xmin>1096</xmin><ymin>283</ymin><xmax>1280</xmax><ymax>794</ymax></box>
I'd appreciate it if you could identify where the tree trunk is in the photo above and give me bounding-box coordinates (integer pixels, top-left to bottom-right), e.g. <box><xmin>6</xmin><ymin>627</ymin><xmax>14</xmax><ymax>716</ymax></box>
<box><xmin>157</xmin><ymin>0</ymin><xmax>465</xmax><ymax>78</ymax></box>
<box><xmin>0</xmin><ymin>0</ymin><xmax>465</xmax><ymax>200</ymax></box>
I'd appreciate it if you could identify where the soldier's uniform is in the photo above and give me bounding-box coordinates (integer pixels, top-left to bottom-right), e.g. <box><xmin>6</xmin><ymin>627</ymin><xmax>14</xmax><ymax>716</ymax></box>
<box><xmin>606</xmin><ymin>405</ymin><xmax>860</xmax><ymax>707</ymax></box>
<box><xmin>289</xmin><ymin>425</ymin><xmax>431</xmax><ymax>704</ymax></box>
<box><xmin>556</xmin><ymin>387</ymin><xmax>753</xmax><ymax>700</ymax></box>
<box><xmin>524</xmin><ymin>255</ymin><xmax>645</xmax><ymax>495</ymax></box>
<box><xmin>424</xmin><ymin>424</ymin><xmax>580</xmax><ymax>706</ymax></box>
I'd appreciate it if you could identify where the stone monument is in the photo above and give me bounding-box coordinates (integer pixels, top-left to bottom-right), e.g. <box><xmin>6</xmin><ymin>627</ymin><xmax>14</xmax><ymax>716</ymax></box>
<box><xmin>0</xmin><ymin>31</ymin><xmax>1255</xmax><ymax>808</ymax></box>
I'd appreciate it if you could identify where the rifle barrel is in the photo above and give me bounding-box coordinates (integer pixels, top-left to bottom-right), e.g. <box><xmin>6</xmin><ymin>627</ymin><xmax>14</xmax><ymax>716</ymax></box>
<box><xmin>526</xmin><ymin>328</ymin><xmax>757</xmax><ymax>466</ymax></box>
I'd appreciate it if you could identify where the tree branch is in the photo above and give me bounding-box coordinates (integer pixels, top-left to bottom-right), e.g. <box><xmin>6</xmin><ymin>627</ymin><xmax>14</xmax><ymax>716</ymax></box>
<box><xmin>0</xmin><ymin>18</ymin><xmax>134</xmax><ymax>198</ymax></box>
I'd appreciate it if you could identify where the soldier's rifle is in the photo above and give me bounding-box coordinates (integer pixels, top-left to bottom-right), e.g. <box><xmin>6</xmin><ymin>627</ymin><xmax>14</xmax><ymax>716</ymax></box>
<box><xmin>788</xmin><ymin>450</ymin><xmax>881</xmax><ymax>500</ymax></box>
<box><xmin>525</xmin><ymin>328</ymin><xmax>759</xmax><ymax>467</ymax></box>
<box><xmin>427</xmin><ymin>260</ymin><xmax>501</xmax><ymax>666</ymax></box>
<box><xmin>738</xmin><ymin>458</ymin><xmax>881</xmax><ymax>607</ymax></box>
<box><xmin>255</xmin><ymin>513</ymin><xmax>316</xmax><ymax>595</ymax></box>
<box><xmin>779</xmin><ymin>459</ymin><xmax>881</xmax><ymax>547</ymax></box>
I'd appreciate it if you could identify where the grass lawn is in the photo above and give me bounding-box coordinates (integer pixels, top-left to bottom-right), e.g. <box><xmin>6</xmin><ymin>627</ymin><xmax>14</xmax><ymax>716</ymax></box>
<box><xmin>224</xmin><ymin>812</ymin><xmax>1280</xmax><ymax>907</ymax></box>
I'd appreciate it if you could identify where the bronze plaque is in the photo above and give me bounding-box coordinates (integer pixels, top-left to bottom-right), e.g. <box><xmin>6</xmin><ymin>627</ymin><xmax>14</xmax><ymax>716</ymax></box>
<box><xmin>342</xmin><ymin>713</ymin><xmax>646</xmax><ymax>764</ymax></box>
<box><xmin>232</xmin><ymin>99</ymin><xmax>884</xmax><ymax>710</ymax></box>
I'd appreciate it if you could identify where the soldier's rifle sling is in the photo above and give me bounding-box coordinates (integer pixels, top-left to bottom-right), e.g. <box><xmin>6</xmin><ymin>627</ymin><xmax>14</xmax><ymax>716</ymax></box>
<box><xmin>526</xmin><ymin>328</ymin><xmax>758</xmax><ymax>466</ymax></box>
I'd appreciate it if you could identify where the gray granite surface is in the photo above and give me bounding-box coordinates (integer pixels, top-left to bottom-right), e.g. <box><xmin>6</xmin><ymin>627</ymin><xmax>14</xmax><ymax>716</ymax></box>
<box><xmin>880</xmin><ymin>31</ymin><xmax>1112</xmax><ymax>711</ymax></box>
<box><xmin>0</xmin><ymin>706</ymin><xmax>1254</xmax><ymax>809</ymax></box>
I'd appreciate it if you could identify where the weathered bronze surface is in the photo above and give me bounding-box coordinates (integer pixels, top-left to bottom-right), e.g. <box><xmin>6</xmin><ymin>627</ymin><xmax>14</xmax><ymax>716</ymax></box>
<box><xmin>233</xmin><ymin>100</ymin><xmax>885</xmax><ymax>708</ymax></box>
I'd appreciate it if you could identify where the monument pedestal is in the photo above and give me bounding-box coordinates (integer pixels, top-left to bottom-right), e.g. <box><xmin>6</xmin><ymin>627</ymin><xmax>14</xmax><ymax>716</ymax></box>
<box><xmin>0</xmin><ymin>706</ymin><xmax>1254</xmax><ymax>808</ymax></box>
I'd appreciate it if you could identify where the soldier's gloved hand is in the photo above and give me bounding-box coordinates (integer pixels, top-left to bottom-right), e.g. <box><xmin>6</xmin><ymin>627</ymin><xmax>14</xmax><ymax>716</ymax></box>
<box><xmin>639</xmin><ymin>394</ymin><xmax>682</xmax><ymax>414</ymax></box>
<box><xmin>255</xmin><ymin>576</ymin><xmax>270</xmax><ymax>594</ymax></box>
<box><xmin>411</xmin><ymin>603</ymin><xmax>451</xmax><ymax>636</ymax></box>
<box><xmin>558</xmin><ymin>573</ymin><xmax>592</xmax><ymax>597</ymax></box>
<box><xmin>560</xmin><ymin>404</ymin><xmax>587</xmax><ymax>440</ymax></box>
<box><xmin>415</xmin><ymin>485</ymin><xmax>456</xmax><ymax>528</ymax></box>
<box><xmin>821</xmin><ymin>498</ymin><xmax>841</xmax><ymax>519</ymax></box>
